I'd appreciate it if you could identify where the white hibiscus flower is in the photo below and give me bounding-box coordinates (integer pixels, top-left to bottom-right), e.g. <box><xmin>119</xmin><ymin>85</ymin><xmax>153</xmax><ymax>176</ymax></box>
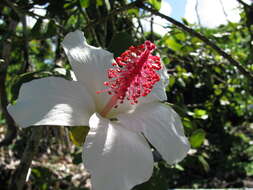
<box><xmin>8</xmin><ymin>30</ymin><xmax>190</xmax><ymax>190</ymax></box>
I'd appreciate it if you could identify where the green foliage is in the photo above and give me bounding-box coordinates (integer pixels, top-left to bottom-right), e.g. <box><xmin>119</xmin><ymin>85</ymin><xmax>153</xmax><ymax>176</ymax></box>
<box><xmin>190</xmin><ymin>129</ymin><xmax>206</xmax><ymax>148</ymax></box>
<box><xmin>108</xmin><ymin>31</ymin><xmax>134</xmax><ymax>57</ymax></box>
<box><xmin>148</xmin><ymin>0</ymin><xmax>162</xmax><ymax>10</ymax></box>
<box><xmin>80</xmin><ymin>0</ymin><xmax>90</xmax><ymax>8</ymax></box>
<box><xmin>96</xmin><ymin>0</ymin><xmax>103</xmax><ymax>6</ymax></box>
<box><xmin>69</xmin><ymin>126</ymin><xmax>90</xmax><ymax>146</ymax></box>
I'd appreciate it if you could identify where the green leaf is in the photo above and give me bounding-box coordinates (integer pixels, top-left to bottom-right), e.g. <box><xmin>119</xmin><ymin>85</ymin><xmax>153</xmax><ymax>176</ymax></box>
<box><xmin>30</xmin><ymin>18</ymin><xmax>43</xmax><ymax>38</ymax></box>
<box><xmin>194</xmin><ymin>109</ymin><xmax>208</xmax><ymax>119</ymax></box>
<box><xmin>194</xmin><ymin>109</ymin><xmax>206</xmax><ymax>116</ymax></box>
<box><xmin>80</xmin><ymin>0</ymin><xmax>90</xmax><ymax>8</ymax></box>
<box><xmin>168</xmin><ymin>76</ymin><xmax>175</xmax><ymax>87</ymax></box>
<box><xmin>214</xmin><ymin>88</ymin><xmax>222</xmax><ymax>95</ymax></box>
<box><xmin>190</xmin><ymin>129</ymin><xmax>206</xmax><ymax>148</ymax></box>
<box><xmin>198</xmin><ymin>155</ymin><xmax>210</xmax><ymax>172</ymax></box>
<box><xmin>175</xmin><ymin>164</ymin><xmax>184</xmax><ymax>171</ymax></box>
<box><xmin>148</xmin><ymin>0</ymin><xmax>162</xmax><ymax>10</ymax></box>
<box><xmin>181</xmin><ymin>18</ymin><xmax>189</xmax><ymax>25</ymax></box>
<box><xmin>175</xmin><ymin>32</ymin><xmax>186</xmax><ymax>41</ymax></box>
<box><xmin>183</xmin><ymin>117</ymin><xmax>193</xmax><ymax>129</ymax></box>
<box><xmin>69</xmin><ymin>126</ymin><xmax>90</xmax><ymax>146</ymax></box>
<box><xmin>164</xmin><ymin>36</ymin><xmax>183</xmax><ymax>52</ymax></box>
<box><xmin>46</xmin><ymin>20</ymin><xmax>57</xmax><ymax>37</ymax></box>
<box><xmin>245</xmin><ymin>163</ymin><xmax>253</xmax><ymax>176</ymax></box>
<box><xmin>127</xmin><ymin>8</ymin><xmax>139</xmax><ymax>16</ymax></box>
<box><xmin>96</xmin><ymin>0</ymin><xmax>103</xmax><ymax>6</ymax></box>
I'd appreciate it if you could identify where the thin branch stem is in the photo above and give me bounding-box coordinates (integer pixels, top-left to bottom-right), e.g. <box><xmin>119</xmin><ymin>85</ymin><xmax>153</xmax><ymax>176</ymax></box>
<box><xmin>21</xmin><ymin>15</ymin><xmax>30</xmax><ymax>72</ymax></box>
<box><xmin>77</xmin><ymin>2</ymin><xmax>102</xmax><ymax>47</ymax></box>
<box><xmin>218</xmin><ymin>0</ymin><xmax>229</xmax><ymax>21</ymax></box>
<box><xmin>8</xmin><ymin>127</ymin><xmax>43</xmax><ymax>190</ymax></box>
<box><xmin>3</xmin><ymin>0</ymin><xmax>30</xmax><ymax>72</ymax></box>
<box><xmin>150</xmin><ymin>16</ymin><xmax>154</xmax><ymax>41</ymax></box>
<box><xmin>137</xmin><ymin>17</ymin><xmax>145</xmax><ymax>34</ymax></box>
<box><xmin>0</xmin><ymin>19</ymin><xmax>18</xmax><ymax>147</ymax></box>
<box><xmin>237</xmin><ymin>0</ymin><xmax>250</xmax><ymax>7</ymax></box>
<box><xmin>195</xmin><ymin>0</ymin><xmax>201</xmax><ymax>26</ymax></box>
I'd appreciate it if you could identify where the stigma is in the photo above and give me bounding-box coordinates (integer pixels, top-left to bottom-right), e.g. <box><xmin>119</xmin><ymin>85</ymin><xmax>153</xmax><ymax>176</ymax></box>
<box><xmin>97</xmin><ymin>41</ymin><xmax>162</xmax><ymax>117</ymax></box>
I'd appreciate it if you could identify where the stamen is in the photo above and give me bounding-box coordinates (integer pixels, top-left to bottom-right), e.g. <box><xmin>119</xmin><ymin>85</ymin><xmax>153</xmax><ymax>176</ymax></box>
<box><xmin>98</xmin><ymin>40</ymin><xmax>162</xmax><ymax>117</ymax></box>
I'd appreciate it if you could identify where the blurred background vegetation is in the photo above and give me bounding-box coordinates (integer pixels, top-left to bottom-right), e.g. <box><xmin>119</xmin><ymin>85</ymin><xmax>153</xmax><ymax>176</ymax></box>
<box><xmin>0</xmin><ymin>0</ymin><xmax>253</xmax><ymax>189</ymax></box>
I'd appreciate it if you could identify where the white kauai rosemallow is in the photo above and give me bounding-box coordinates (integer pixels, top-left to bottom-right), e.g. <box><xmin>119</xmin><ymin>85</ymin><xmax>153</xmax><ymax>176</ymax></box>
<box><xmin>8</xmin><ymin>30</ymin><xmax>190</xmax><ymax>190</ymax></box>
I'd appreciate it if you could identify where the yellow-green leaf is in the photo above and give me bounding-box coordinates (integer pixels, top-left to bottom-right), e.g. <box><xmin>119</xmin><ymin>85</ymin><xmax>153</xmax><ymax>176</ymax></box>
<box><xmin>190</xmin><ymin>129</ymin><xmax>206</xmax><ymax>148</ymax></box>
<box><xmin>69</xmin><ymin>126</ymin><xmax>89</xmax><ymax>146</ymax></box>
<box><xmin>80</xmin><ymin>0</ymin><xmax>89</xmax><ymax>8</ymax></box>
<box><xmin>96</xmin><ymin>0</ymin><xmax>103</xmax><ymax>6</ymax></box>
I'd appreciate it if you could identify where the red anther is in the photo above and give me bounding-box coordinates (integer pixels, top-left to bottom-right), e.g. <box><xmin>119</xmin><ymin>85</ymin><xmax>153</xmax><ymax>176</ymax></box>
<box><xmin>98</xmin><ymin>41</ymin><xmax>162</xmax><ymax>106</ymax></box>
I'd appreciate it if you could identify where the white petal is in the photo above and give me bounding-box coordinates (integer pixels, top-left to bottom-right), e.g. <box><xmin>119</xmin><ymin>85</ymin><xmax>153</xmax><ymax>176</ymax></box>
<box><xmin>160</xmin><ymin>62</ymin><xmax>170</xmax><ymax>87</ymax></box>
<box><xmin>117</xmin><ymin>102</ymin><xmax>190</xmax><ymax>164</ymax></box>
<box><xmin>8</xmin><ymin>77</ymin><xmax>95</xmax><ymax>128</ymax></box>
<box><xmin>83</xmin><ymin>113</ymin><xmax>153</xmax><ymax>190</ymax></box>
<box><xmin>62</xmin><ymin>30</ymin><xmax>113</xmax><ymax>111</ymax></box>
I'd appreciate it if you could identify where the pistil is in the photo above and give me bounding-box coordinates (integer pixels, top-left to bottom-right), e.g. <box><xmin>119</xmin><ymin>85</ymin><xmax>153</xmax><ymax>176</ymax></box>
<box><xmin>97</xmin><ymin>41</ymin><xmax>162</xmax><ymax>117</ymax></box>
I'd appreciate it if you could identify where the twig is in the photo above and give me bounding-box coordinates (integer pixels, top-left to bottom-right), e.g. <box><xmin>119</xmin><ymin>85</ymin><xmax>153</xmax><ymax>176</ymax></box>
<box><xmin>195</xmin><ymin>0</ymin><xmax>201</xmax><ymax>26</ymax></box>
<box><xmin>77</xmin><ymin>2</ymin><xmax>102</xmax><ymax>47</ymax></box>
<box><xmin>0</xmin><ymin>0</ymin><xmax>31</xmax><ymax>146</ymax></box>
<box><xmin>0</xmin><ymin>19</ymin><xmax>18</xmax><ymax>147</ymax></box>
<box><xmin>3</xmin><ymin>0</ymin><xmax>30</xmax><ymax>72</ymax></box>
<box><xmin>137</xmin><ymin>17</ymin><xmax>145</xmax><ymax>34</ymax></box>
<box><xmin>21</xmin><ymin>15</ymin><xmax>30</xmax><ymax>72</ymax></box>
<box><xmin>236</xmin><ymin>0</ymin><xmax>250</xmax><ymax>7</ymax></box>
<box><xmin>150</xmin><ymin>16</ymin><xmax>154</xmax><ymax>41</ymax></box>
<box><xmin>8</xmin><ymin>127</ymin><xmax>43</xmax><ymax>190</ymax></box>
<box><xmin>140</xmin><ymin>4</ymin><xmax>253</xmax><ymax>81</ymax></box>
<box><xmin>218</xmin><ymin>0</ymin><xmax>229</xmax><ymax>21</ymax></box>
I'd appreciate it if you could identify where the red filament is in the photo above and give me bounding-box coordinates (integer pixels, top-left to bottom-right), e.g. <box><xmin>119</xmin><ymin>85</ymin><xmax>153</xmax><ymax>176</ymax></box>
<box><xmin>98</xmin><ymin>41</ymin><xmax>162</xmax><ymax>107</ymax></box>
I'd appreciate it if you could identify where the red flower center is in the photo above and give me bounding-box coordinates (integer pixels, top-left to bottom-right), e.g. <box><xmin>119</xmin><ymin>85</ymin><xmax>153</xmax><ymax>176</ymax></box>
<box><xmin>97</xmin><ymin>41</ymin><xmax>162</xmax><ymax>117</ymax></box>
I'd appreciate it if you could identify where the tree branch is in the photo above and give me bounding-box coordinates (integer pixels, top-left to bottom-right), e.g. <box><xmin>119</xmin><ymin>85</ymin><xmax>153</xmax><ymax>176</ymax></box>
<box><xmin>20</xmin><ymin>15</ymin><xmax>30</xmax><ymax>73</ymax></box>
<box><xmin>236</xmin><ymin>0</ymin><xmax>250</xmax><ymax>7</ymax></box>
<box><xmin>8</xmin><ymin>127</ymin><xmax>43</xmax><ymax>190</ymax></box>
<box><xmin>3</xmin><ymin>0</ymin><xmax>30</xmax><ymax>72</ymax></box>
<box><xmin>0</xmin><ymin>19</ymin><xmax>18</xmax><ymax>147</ymax></box>
<box><xmin>77</xmin><ymin>2</ymin><xmax>102</xmax><ymax>47</ymax></box>
<box><xmin>195</xmin><ymin>0</ymin><xmax>201</xmax><ymax>26</ymax></box>
<box><xmin>140</xmin><ymin>4</ymin><xmax>253</xmax><ymax>81</ymax></box>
